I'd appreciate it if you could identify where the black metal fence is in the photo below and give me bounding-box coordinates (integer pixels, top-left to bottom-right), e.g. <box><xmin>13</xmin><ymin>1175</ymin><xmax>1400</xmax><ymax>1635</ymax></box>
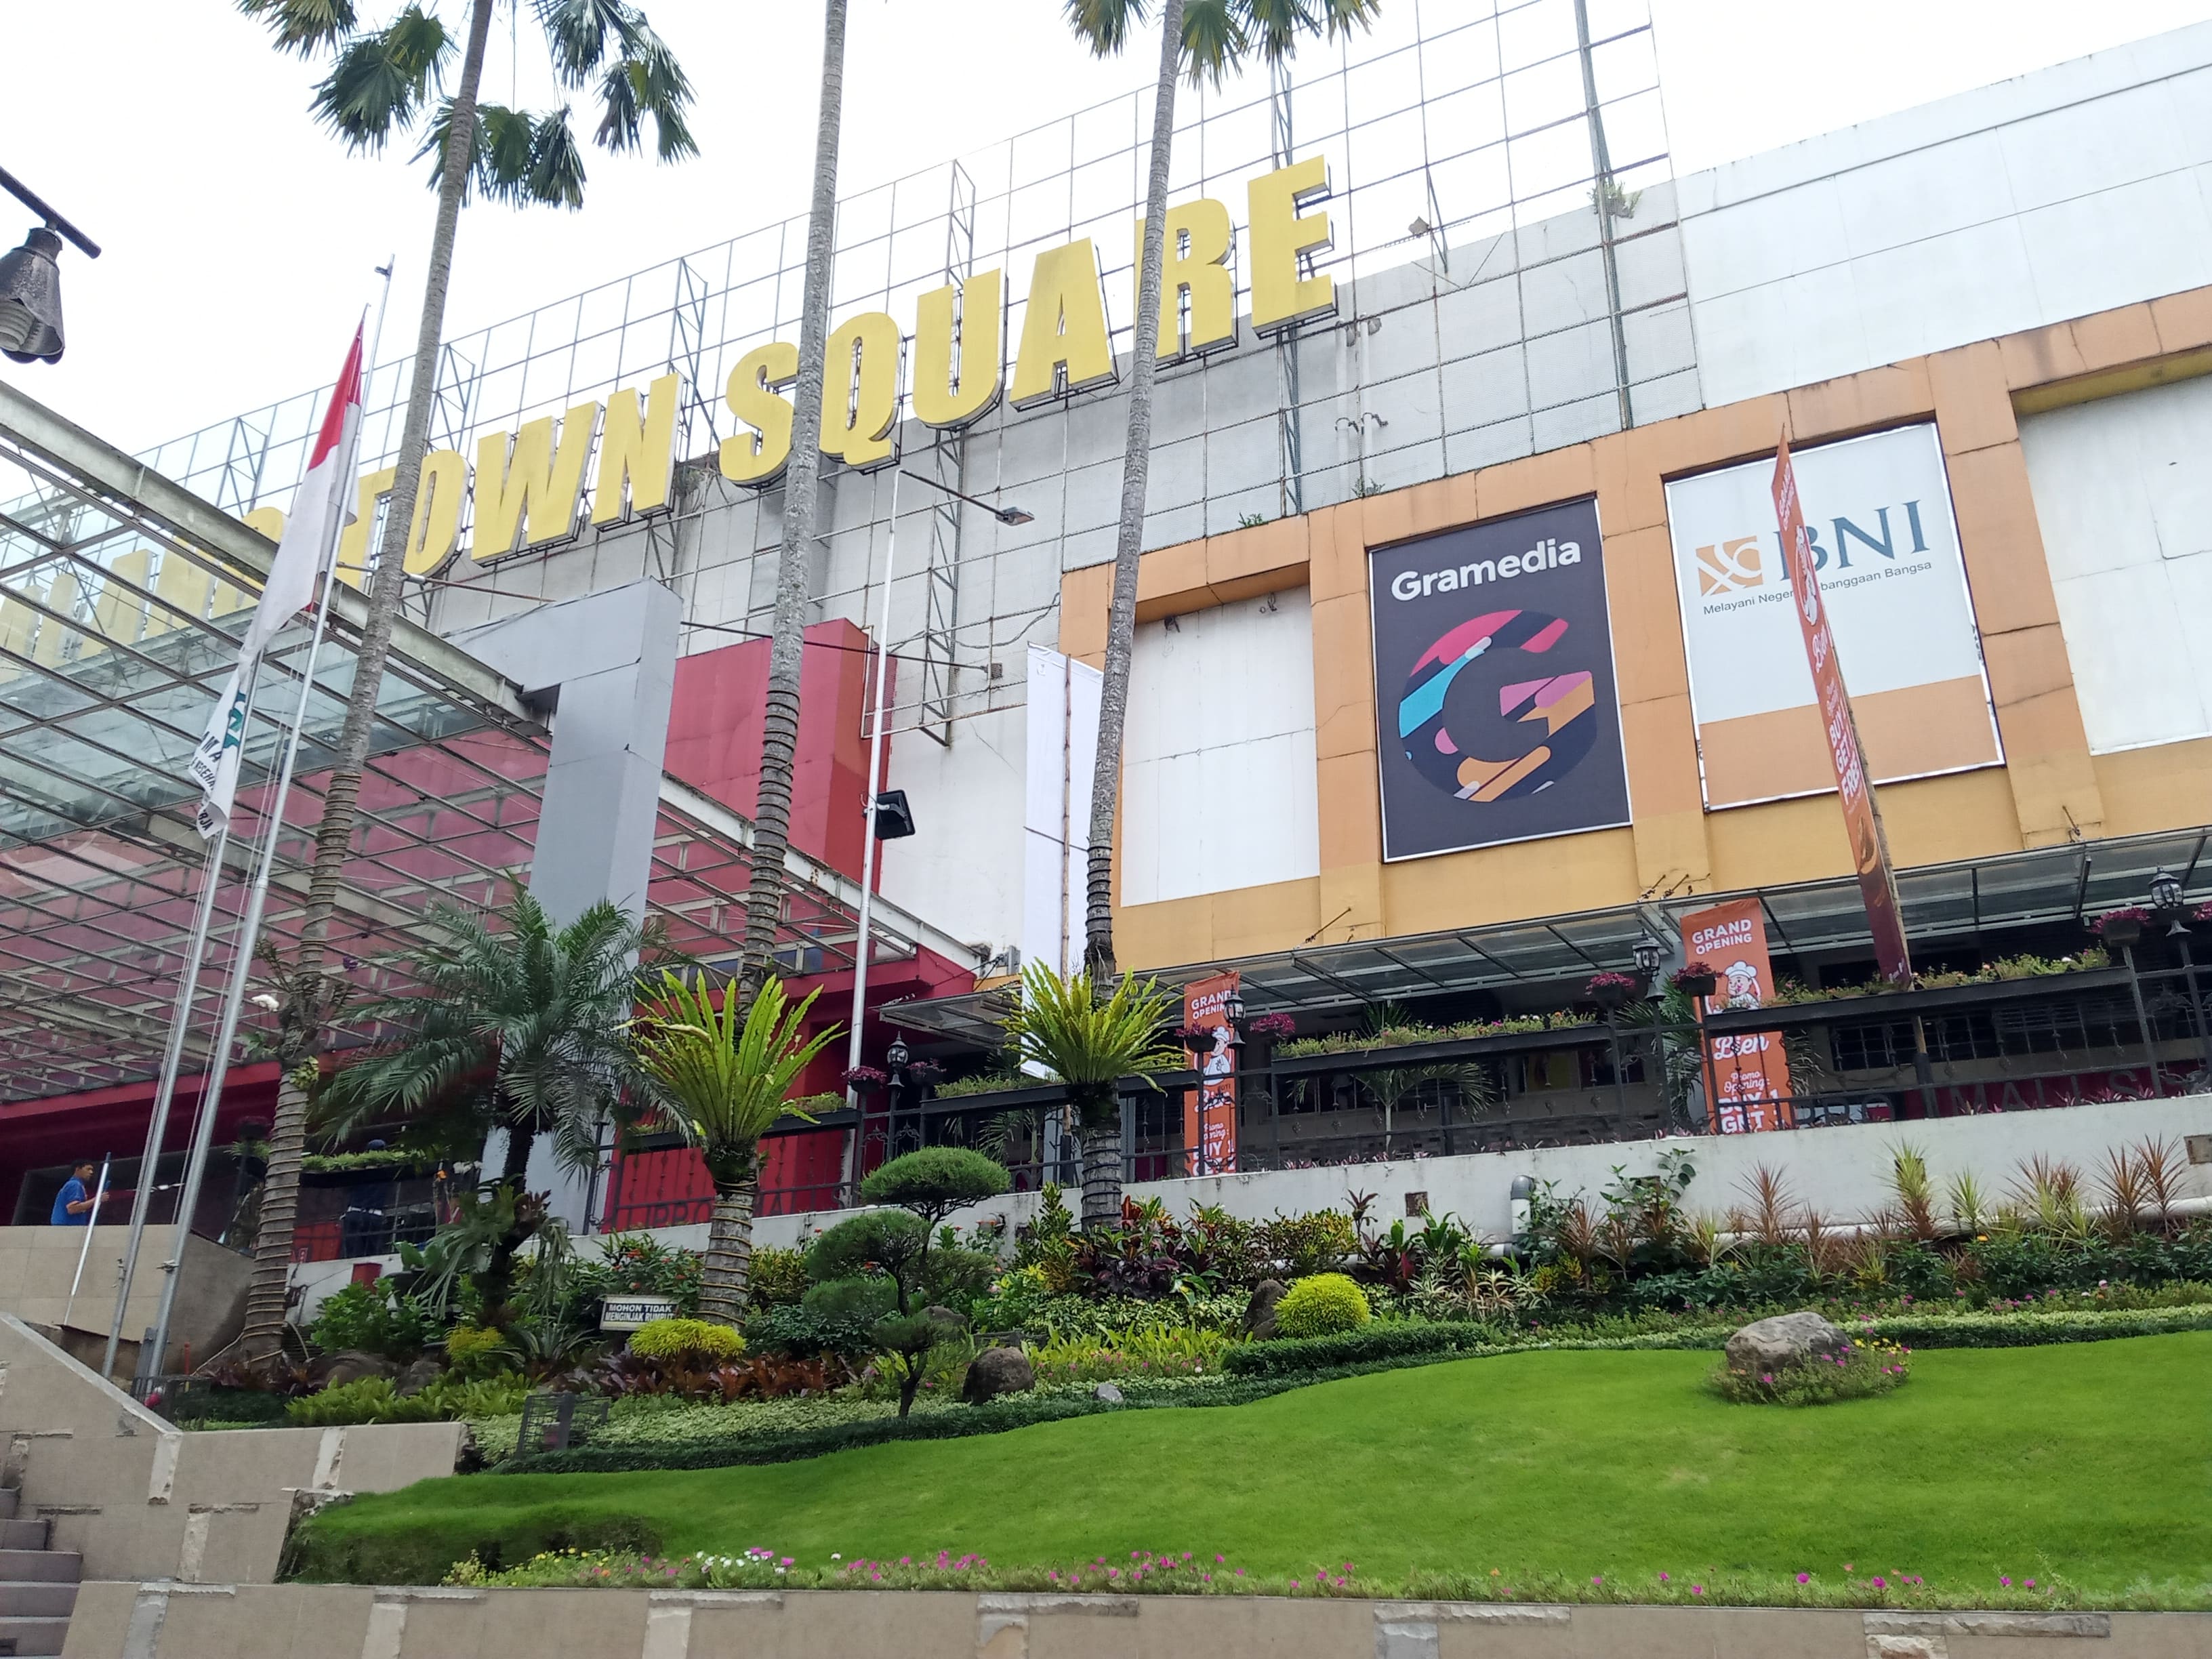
<box><xmin>698</xmin><ymin>956</ymin><xmax>2212</xmax><ymax>1219</ymax></box>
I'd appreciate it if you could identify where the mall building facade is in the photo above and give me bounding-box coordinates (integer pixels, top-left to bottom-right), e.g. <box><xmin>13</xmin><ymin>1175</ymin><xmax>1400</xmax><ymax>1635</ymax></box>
<box><xmin>7</xmin><ymin>16</ymin><xmax>2212</xmax><ymax>1243</ymax></box>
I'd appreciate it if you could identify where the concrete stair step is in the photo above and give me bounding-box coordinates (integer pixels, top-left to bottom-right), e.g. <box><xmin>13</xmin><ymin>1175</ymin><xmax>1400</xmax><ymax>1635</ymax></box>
<box><xmin>0</xmin><ymin>1522</ymin><xmax>46</xmax><ymax>1551</ymax></box>
<box><xmin>0</xmin><ymin>1552</ymin><xmax>78</xmax><ymax>1585</ymax></box>
<box><xmin>0</xmin><ymin>1582</ymin><xmax>77</xmax><ymax>1618</ymax></box>
<box><xmin>0</xmin><ymin>1612</ymin><xmax>73</xmax><ymax>1656</ymax></box>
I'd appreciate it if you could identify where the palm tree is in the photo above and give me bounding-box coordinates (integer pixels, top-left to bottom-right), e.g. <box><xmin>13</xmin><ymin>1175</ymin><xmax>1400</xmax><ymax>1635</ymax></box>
<box><xmin>316</xmin><ymin>891</ymin><xmax>658</xmax><ymax>1326</ymax></box>
<box><xmin>233</xmin><ymin>0</ymin><xmax>695</xmax><ymax>1353</ymax></box>
<box><xmin>1000</xmin><ymin>963</ymin><xmax>1184</xmax><ymax>1228</ymax></box>
<box><xmin>735</xmin><ymin>0</ymin><xmax>849</xmax><ymax>1002</ymax></box>
<box><xmin>1062</xmin><ymin>0</ymin><xmax>1380</xmax><ymax>979</ymax></box>
<box><xmin>632</xmin><ymin>972</ymin><xmax>842</xmax><ymax>1324</ymax></box>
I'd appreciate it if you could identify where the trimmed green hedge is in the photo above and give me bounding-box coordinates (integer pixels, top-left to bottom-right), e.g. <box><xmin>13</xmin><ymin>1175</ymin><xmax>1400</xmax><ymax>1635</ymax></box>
<box><xmin>483</xmin><ymin>1304</ymin><xmax>2212</xmax><ymax>1477</ymax></box>
<box><xmin>1862</xmin><ymin>1305</ymin><xmax>2212</xmax><ymax>1349</ymax></box>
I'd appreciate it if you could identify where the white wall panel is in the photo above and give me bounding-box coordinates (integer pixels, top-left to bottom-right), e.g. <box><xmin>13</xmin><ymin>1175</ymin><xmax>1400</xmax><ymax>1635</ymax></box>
<box><xmin>1683</xmin><ymin>22</ymin><xmax>2212</xmax><ymax>407</ymax></box>
<box><xmin>1122</xmin><ymin>590</ymin><xmax>1320</xmax><ymax>907</ymax></box>
<box><xmin>2020</xmin><ymin>375</ymin><xmax>2212</xmax><ymax>753</ymax></box>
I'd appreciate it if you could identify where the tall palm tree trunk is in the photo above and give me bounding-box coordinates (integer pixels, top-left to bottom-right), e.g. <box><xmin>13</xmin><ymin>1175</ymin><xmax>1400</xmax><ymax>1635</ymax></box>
<box><xmin>1083</xmin><ymin>0</ymin><xmax>1185</xmax><ymax>983</ymax></box>
<box><xmin>241</xmin><ymin>0</ymin><xmax>498</xmax><ymax>1357</ymax></box>
<box><xmin>1078</xmin><ymin>1118</ymin><xmax>1124</xmax><ymax>1231</ymax></box>
<box><xmin>699</xmin><ymin>1176</ymin><xmax>758</xmax><ymax>1326</ymax></box>
<box><xmin>737</xmin><ymin>0</ymin><xmax>848</xmax><ymax>1004</ymax></box>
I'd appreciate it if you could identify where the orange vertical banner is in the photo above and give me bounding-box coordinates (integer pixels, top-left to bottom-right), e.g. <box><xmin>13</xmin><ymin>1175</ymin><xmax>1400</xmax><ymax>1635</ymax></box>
<box><xmin>1681</xmin><ymin>899</ymin><xmax>1793</xmax><ymax>1134</ymax></box>
<box><xmin>1772</xmin><ymin>437</ymin><xmax>1913</xmax><ymax>983</ymax></box>
<box><xmin>1182</xmin><ymin>972</ymin><xmax>1241</xmax><ymax>1175</ymax></box>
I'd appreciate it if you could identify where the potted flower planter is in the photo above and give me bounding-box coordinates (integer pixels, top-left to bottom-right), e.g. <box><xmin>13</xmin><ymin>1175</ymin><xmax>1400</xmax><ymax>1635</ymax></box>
<box><xmin>2095</xmin><ymin>909</ymin><xmax>2148</xmax><ymax>949</ymax></box>
<box><xmin>1586</xmin><ymin>972</ymin><xmax>1642</xmax><ymax>1012</ymax></box>
<box><xmin>1671</xmin><ymin>962</ymin><xmax>1719</xmax><ymax>1000</ymax></box>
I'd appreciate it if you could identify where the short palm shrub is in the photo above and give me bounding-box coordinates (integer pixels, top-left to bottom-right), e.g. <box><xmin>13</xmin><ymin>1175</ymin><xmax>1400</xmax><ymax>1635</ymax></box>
<box><xmin>629</xmin><ymin>1317</ymin><xmax>746</xmax><ymax>1368</ymax></box>
<box><xmin>1711</xmin><ymin>1337</ymin><xmax>1912</xmax><ymax>1405</ymax></box>
<box><xmin>1274</xmin><ymin>1273</ymin><xmax>1372</xmax><ymax>1338</ymax></box>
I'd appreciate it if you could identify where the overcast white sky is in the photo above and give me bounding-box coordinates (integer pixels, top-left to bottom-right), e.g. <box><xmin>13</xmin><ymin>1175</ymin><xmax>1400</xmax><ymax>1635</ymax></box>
<box><xmin>7</xmin><ymin>0</ymin><xmax>2212</xmax><ymax>455</ymax></box>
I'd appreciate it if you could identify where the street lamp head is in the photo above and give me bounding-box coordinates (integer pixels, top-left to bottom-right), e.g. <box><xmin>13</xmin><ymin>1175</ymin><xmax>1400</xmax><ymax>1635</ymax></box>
<box><xmin>994</xmin><ymin>505</ymin><xmax>1034</xmax><ymax>526</ymax></box>
<box><xmin>1632</xmin><ymin>936</ymin><xmax>1664</xmax><ymax>977</ymax></box>
<box><xmin>0</xmin><ymin>226</ymin><xmax>66</xmax><ymax>364</ymax></box>
<box><xmin>2148</xmin><ymin>869</ymin><xmax>2184</xmax><ymax>915</ymax></box>
<box><xmin>1223</xmin><ymin>990</ymin><xmax>1246</xmax><ymax>1025</ymax></box>
<box><xmin>886</xmin><ymin>1037</ymin><xmax>910</xmax><ymax>1071</ymax></box>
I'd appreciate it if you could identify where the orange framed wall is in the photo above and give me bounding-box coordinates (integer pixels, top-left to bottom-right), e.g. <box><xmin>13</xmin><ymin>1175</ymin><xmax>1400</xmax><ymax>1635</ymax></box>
<box><xmin>1059</xmin><ymin>287</ymin><xmax>2212</xmax><ymax>971</ymax></box>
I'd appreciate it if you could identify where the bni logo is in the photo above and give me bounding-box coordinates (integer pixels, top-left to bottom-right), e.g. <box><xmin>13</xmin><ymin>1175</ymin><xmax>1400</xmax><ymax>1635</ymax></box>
<box><xmin>1696</xmin><ymin>535</ymin><xmax>1763</xmax><ymax>595</ymax></box>
<box><xmin>1694</xmin><ymin>500</ymin><xmax>1933</xmax><ymax>597</ymax></box>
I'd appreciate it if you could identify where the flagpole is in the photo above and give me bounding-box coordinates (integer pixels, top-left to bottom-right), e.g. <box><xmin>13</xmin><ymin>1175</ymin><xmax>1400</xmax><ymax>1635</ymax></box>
<box><xmin>844</xmin><ymin>466</ymin><xmax>903</xmax><ymax>1193</ymax></box>
<box><xmin>100</xmin><ymin>655</ymin><xmax>260</xmax><ymax>1381</ymax></box>
<box><xmin>144</xmin><ymin>316</ymin><xmax>370</xmax><ymax>1385</ymax></box>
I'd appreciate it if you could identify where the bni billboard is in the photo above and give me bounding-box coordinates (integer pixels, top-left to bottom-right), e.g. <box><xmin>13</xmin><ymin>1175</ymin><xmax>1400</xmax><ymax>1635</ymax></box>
<box><xmin>1664</xmin><ymin>424</ymin><xmax>2002</xmax><ymax>808</ymax></box>
<box><xmin>1368</xmin><ymin>498</ymin><xmax>1631</xmax><ymax>861</ymax></box>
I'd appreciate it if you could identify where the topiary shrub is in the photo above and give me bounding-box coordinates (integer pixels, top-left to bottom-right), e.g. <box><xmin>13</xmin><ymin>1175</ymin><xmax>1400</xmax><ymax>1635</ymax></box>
<box><xmin>628</xmin><ymin>1317</ymin><xmax>745</xmax><ymax>1368</ymax></box>
<box><xmin>858</xmin><ymin>1147</ymin><xmax>1010</xmax><ymax>1225</ymax></box>
<box><xmin>1273</xmin><ymin>1273</ymin><xmax>1372</xmax><ymax>1339</ymax></box>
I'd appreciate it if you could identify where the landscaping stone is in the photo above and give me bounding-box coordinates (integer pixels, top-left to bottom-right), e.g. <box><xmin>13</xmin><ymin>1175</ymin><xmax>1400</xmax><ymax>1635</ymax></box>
<box><xmin>1243</xmin><ymin>1279</ymin><xmax>1288</xmax><ymax>1339</ymax></box>
<box><xmin>961</xmin><ymin>1346</ymin><xmax>1035</xmax><ymax>1404</ymax></box>
<box><xmin>393</xmin><ymin>1358</ymin><xmax>444</xmax><ymax>1397</ymax></box>
<box><xmin>310</xmin><ymin>1350</ymin><xmax>399</xmax><ymax>1389</ymax></box>
<box><xmin>1725</xmin><ymin>1311</ymin><xmax>1849</xmax><ymax>1374</ymax></box>
<box><xmin>1092</xmin><ymin>1381</ymin><xmax>1124</xmax><ymax>1403</ymax></box>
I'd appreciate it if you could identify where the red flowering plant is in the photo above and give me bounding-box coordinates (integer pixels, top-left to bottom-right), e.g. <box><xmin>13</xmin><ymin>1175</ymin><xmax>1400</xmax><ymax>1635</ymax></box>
<box><xmin>1244</xmin><ymin>1012</ymin><xmax>1298</xmax><ymax>1042</ymax></box>
<box><xmin>1669</xmin><ymin>960</ymin><xmax>1717</xmax><ymax>991</ymax></box>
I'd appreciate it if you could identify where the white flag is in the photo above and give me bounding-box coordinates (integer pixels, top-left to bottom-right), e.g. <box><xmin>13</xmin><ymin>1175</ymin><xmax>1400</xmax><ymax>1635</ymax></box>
<box><xmin>194</xmin><ymin>326</ymin><xmax>365</xmax><ymax>841</ymax></box>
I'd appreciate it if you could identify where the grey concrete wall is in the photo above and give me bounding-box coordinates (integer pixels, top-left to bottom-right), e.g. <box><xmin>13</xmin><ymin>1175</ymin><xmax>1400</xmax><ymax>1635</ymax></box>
<box><xmin>0</xmin><ymin>1316</ymin><xmax>459</xmax><ymax>1587</ymax></box>
<box><xmin>0</xmin><ymin>1228</ymin><xmax>249</xmax><ymax>1380</ymax></box>
<box><xmin>55</xmin><ymin>1580</ymin><xmax>2194</xmax><ymax>1659</ymax></box>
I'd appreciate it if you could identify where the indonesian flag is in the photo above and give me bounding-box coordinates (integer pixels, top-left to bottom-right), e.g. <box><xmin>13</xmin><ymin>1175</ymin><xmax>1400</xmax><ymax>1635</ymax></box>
<box><xmin>190</xmin><ymin>326</ymin><xmax>365</xmax><ymax>840</ymax></box>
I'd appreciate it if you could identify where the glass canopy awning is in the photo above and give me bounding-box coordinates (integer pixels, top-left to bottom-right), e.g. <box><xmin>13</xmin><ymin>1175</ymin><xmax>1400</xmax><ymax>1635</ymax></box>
<box><xmin>885</xmin><ymin>828</ymin><xmax>2211</xmax><ymax>1047</ymax></box>
<box><xmin>0</xmin><ymin>382</ymin><xmax>978</xmax><ymax>1104</ymax></box>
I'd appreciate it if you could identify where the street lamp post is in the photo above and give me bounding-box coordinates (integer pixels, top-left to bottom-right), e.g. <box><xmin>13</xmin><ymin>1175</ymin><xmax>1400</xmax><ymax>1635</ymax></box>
<box><xmin>2149</xmin><ymin>869</ymin><xmax>2211</xmax><ymax>1080</ymax></box>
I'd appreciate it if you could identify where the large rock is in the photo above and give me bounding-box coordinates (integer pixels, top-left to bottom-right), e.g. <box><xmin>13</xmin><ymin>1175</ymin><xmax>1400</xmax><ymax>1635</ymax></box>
<box><xmin>310</xmin><ymin>1350</ymin><xmax>398</xmax><ymax>1389</ymax></box>
<box><xmin>1725</xmin><ymin>1311</ymin><xmax>1849</xmax><ymax>1374</ymax></box>
<box><xmin>960</xmin><ymin>1345</ymin><xmax>1036</xmax><ymax>1405</ymax></box>
<box><xmin>1242</xmin><ymin>1279</ymin><xmax>1288</xmax><ymax>1340</ymax></box>
<box><xmin>393</xmin><ymin>1357</ymin><xmax>445</xmax><ymax>1397</ymax></box>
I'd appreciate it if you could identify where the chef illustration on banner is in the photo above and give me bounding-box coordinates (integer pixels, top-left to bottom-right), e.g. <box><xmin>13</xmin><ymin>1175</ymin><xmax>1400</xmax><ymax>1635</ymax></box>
<box><xmin>1681</xmin><ymin>899</ymin><xmax>1793</xmax><ymax>1134</ymax></box>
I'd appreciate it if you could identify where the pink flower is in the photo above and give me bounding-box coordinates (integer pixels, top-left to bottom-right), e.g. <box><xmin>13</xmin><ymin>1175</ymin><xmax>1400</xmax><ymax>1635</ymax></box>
<box><xmin>1657</xmin><ymin>1572</ymin><xmax>1670</xmax><ymax>1582</ymax></box>
<box><xmin>2026</xmin><ymin>1579</ymin><xmax>2037</xmax><ymax>1589</ymax></box>
<box><xmin>1797</xmin><ymin>1574</ymin><xmax>1810</xmax><ymax>1584</ymax></box>
<box><xmin>2001</xmin><ymin>1576</ymin><xmax>2013</xmax><ymax>1588</ymax></box>
<box><xmin>1690</xmin><ymin>1585</ymin><xmax>1704</xmax><ymax>1597</ymax></box>
<box><xmin>1871</xmin><ymin>1577</ymin><xmax>1887</xmax><ymax>1590</ymax></box>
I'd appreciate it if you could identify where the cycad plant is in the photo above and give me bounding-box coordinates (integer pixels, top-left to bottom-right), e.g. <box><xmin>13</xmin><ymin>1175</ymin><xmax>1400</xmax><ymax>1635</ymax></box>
<box><xmin>234</xmin><ymin>0</ymin><xmax>695</xmax><ymax>1354</ymax></box>
<box><xmin>319</xmin><ymin>892</ymin><xmax>659</xmax><ymax>1326</ymax></box>
<box><xmin>632</xmin><ymin>973</ymin><xmax>842</xmax><ymax>1325</ymax></box>
<box><xmin>1001</xmin><ymin>964</ymin><xmax>1183</xmax><ymax>1229</ymax></box>
<box><xmin>1061</xmin><ymin>0</ymin><xmax>1380</xmax><ymax>977</ymax></box>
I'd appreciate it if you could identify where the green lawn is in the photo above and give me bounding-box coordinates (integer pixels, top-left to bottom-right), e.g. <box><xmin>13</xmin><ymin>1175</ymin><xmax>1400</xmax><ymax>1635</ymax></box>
<box><xmin>298</xmin><ymin>1333</ymin><xmax>2212</xmax><ymax>1597</ymax></box>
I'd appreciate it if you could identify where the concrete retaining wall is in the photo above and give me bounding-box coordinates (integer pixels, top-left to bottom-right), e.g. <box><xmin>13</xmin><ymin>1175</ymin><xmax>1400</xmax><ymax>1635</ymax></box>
<box><xmin>0</xmin><ymin>1316</ymin><xmax>460</xmax><ymax>1586</ymax></box>
<box><xmin>54</xmin><ymin>1582</ymin><xmax>2207</xmax><ymax>1659</ymax></box>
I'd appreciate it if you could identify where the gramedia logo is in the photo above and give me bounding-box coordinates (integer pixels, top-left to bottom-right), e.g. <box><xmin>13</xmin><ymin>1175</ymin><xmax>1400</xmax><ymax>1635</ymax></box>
<box><xmin>1397</xmin><ymin>608</ymin><xmax>1599</xmax><ymax>802</ymax></box>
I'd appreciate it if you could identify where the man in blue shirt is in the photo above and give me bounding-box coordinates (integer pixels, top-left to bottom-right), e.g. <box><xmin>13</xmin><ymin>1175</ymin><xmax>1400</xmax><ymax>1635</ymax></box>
<box><xmin>49</xmin><ymin>1162</ymin><xmax>98</xmax><ymax>1225</ymax></box>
